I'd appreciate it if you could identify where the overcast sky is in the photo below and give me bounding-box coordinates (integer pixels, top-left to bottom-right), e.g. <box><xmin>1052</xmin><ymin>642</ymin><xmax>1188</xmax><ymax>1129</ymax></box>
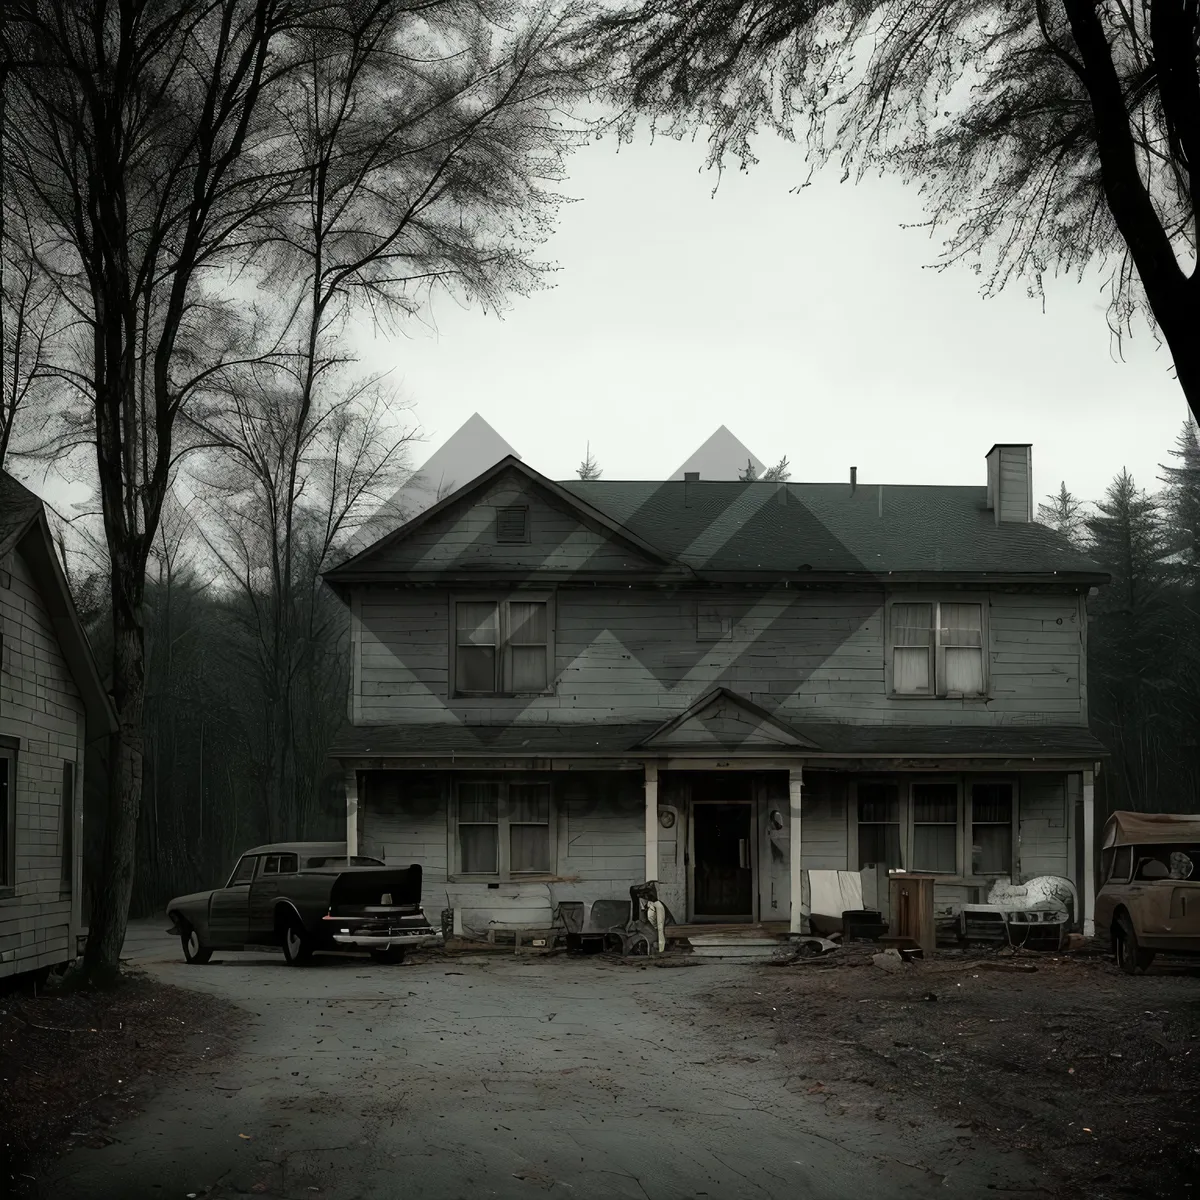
<box><xmin>356</xmin><ymin>129</ymin><xmax>1189</xmax><ymax>509</ymax></box>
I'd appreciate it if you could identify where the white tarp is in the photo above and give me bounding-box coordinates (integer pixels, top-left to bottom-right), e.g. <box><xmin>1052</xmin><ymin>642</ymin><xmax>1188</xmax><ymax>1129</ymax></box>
<box><xmin>807</xmin><ymin>870</ymin><xmax>865</xmax><ymax>919</ymax></box>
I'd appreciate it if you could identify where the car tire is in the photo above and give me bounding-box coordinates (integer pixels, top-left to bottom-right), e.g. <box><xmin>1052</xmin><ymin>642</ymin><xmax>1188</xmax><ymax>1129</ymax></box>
<box><xmin>181</xmin><ymin>924</ymin><xmax>213</xmax><ymax>965</ymax></box>
<box><xmin>369</xmin><ymin>947</ymin><xmax>406</xmax><ymax>965</ymax></box>
<box><xmin>1114</xmin><ymin>913</ymin><xmax>1155</xmax><ymax>975</ymax></box>
<box><xmin>281</xmin><ymin>915</ymin><xmax>314</xmax><ymax>967</ymax></box>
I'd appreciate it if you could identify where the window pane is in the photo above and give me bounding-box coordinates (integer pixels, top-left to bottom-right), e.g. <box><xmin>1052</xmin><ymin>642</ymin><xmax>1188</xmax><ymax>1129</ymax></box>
<box><xmin>457</xmin><ymin>603</ymin><xmax>498</xmax><ymax>644</ymax></box>
<box><xmin>892</xmin><ymin>603</ymin><xmax>933</xmax><ymax>645</ymax></box>
<box><xmin>460</xmin><ymin>825</ymin><xmax>499</xmax><ymax>873</ymax></box>
<box><xmin>913</xmin><ymin>825</ymin><xmax>957</xmax><ymax>873</ymax></box>
<box><xmin>458</xmin><ymin>782</ymin><xmax>499</xmax><ymax>823</ymax></box>
<box><xmin>940</xmin><ymin>604</ymin><xmax>983</xmax><ymax>646</ymax></box>
<box><xmin>945</xmin><ymin>647</ymin><xmax>984</xmax><ymax>694</ymax></box>
<box><xmin>509</xmin><ymin>784</ymin><xmax>550</xmax><ymax>823</ymax></box>
<box><xmin>894</xmin><ymin>646</ymin><xmax>930</xmax><ymax>692</ymax></box>
<box><xmin>912</xmin><ymin>783</ymin><xmax>958</xmax><ymax>824</ymax></box>
<box><xmin>1112</xmin><ymin>845</ymin><xmax>1132</xmax><ymax>881</ymax></box>
<box><xmin>263</xmin><ymin>855</ymin><xmax>280</xmax><ymax>875</ymax></box>
<box><xmin>456</xmin><ymin>645</ymin><xmax>496</xmax><ymax>692</ymax></box>
<box><xmin>509</xmin><ymin>602</ymin><xmax>547</xmax><ymax>644</ymax></box>
<box><xmin>858</xmin><ymin>822</ymin><xmax>902</xmax><ymax>870</ymax></box>
<box><xmin>972</xmin><ymin>783</ymin><xmax>1012</xmax><ymax>824</ymax></box>
<box><xmin>511</xmin><ymin>645</ymin><xmax>547</xmax><ymax>691</ymax></box>
<box><xmin>511</xmin><ymin>824</ymin><xmax>550</xmax><ymax>873</ymax></box>
<box><xmin>973</xmin><ymin>824</ymin><xmax>1012</xmax><ymax>874</ymax></box>
<box><xmin>61</xmin><ymin>760</ymin><xmax>74</xmax><ymax>890</ymax></box>
<box><xmin>857</xmin><ymin>784</ymin><xmax>899</xmax><ymax>824</ymax></box>
<box><xmin>0</xmin><ymin>756</ymin><xmax>9</xmax><ymax>887</ymax></box>
<box><xmin>278</xmin><ymin>854</ymin><xmax>298</xmax><ymax>873</ymax></box>
<box><xmin>232</xmin><ymin>856</ymin><xmax>257</xmax><ymax>884</ymax></box>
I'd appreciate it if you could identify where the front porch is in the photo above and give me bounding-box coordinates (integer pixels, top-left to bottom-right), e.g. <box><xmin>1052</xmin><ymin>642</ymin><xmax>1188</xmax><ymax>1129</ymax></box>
<box><xmin>338</xmin><ymin>756</ymin><xmax>1100</xmax><ymax>942</ymax></box>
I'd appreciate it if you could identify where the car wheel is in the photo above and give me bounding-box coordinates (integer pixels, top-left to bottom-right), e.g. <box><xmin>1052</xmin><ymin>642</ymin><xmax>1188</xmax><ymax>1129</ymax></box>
<box><xmin>281</xmin><ymin>915</ymin><xmax>313</xmax><ymax>967</ymax></box>
<box><xmin>1114</xmin><ymin>913</ymin><xmax>1155</xmax><ymax>975</ymax></box>
<box><xmin>181</xmin><ymin>924</ymin><xmax>213</xmax><ymax>965</ymax></box>
<box><xmin>369</xmin><ymin>947</ymin><xmax>406</xmax><ymax>965</ymax></box>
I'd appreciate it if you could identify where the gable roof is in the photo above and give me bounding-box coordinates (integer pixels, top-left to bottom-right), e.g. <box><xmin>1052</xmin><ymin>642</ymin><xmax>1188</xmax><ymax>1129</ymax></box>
<box><xmin>325</xmin><ymin>455</ymin><xmax>686</xmax><ymax>582</ymax></box>
<box><xmin>637</xmin><ymin>687</ymin><xmax>820</xmax><ymax>750</ymax></box>
<box><xmin>0</xmin><ymin>471</ymin><xmax>118</xmax><ymax>737</ymax></box>
<box><xmin>560</xmin><ymin>479</ymin><xmax>1107</xmax><ymax>581</ymax></box>
<box><xmin>327</xmin><ymin>460</ymin><xmax>1108</xmax><ymax>586</ymax></box>
<box><xmin>353</xmin><ymin>413</ymin><xmax>520</xmax><ymax>552</ymax></box>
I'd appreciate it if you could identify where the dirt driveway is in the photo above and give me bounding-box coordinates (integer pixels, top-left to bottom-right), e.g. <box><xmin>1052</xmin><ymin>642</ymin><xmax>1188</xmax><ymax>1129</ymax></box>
<box><xmin>35</xmin><ymin>923</ymin><xmax>1046</xmax><ymax>1200</ymax></box>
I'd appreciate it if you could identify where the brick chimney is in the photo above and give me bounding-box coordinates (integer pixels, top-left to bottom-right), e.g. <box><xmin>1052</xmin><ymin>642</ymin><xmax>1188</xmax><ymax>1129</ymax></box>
<box><xmin>985</xmin><ymin>444</ymin><xmax>1033</xmax><ymax>523</ymax></box>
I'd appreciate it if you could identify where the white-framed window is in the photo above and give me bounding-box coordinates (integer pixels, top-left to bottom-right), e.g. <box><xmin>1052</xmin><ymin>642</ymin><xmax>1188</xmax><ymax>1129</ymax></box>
<box><xmin>911</xmin><ymin>781</ymin><xmax>959</xmax><ymax>873</ymax></box>
<box><xmin>887</xmin><ymin>598</ymin><xmax>987</xmax><ymax>697</ymax></box>
<box><xmin>855</xmin><ymin>781</ymin><xmax>903</xmax><ymax>870</ymax></box>
<box><xmin>452</xmin><ymin>595</ymin><xmax>553</xmax><ymax>696</ymax></box>
<box><xmin>453</xmin><ymin>779</ymin><xmax>554</xmax><ymax>879</ymax></box>
<box><xmin>968</xmin><ymin>781</ymin><xmax>1016</xmax><ymax>876</ymax></box>
<box><xmin>852</xmin><ymin>777</ymin><xmax>1017</xmax><ymax>880</ymax></box>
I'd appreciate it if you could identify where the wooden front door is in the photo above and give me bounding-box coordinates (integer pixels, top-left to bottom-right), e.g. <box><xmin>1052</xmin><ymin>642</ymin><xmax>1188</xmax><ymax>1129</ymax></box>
<box><xmin>692</xmin><ymin>801</ymin><xmax>754</xmax><ymax>920</ymax></box>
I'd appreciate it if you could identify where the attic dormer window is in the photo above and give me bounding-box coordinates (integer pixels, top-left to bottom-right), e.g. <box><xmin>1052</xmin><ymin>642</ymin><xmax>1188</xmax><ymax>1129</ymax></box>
<box><xmin>495</xmin><ymin>506</ymin><xmax>528</xmax><ymax>543</ymax></box>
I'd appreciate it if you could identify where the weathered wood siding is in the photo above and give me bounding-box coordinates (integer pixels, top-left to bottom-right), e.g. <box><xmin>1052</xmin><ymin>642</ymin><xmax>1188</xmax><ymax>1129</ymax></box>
<box><xmin>355</xmin><ymin>586</ymin><xmax>1086</xmax><ymax>727</ymax></box>
<box><xmin>359</xmin><ymin>771</ymin><xmax>645</xmax><ymax>937</ymax></box>
<box><xmin>0</xmin><ymin>547</ymin><xmax>84</xmax><ymax>978</ymax></box>
<box><xmin>359</xmin><ymin>474</ymin><xmax>661</xmax><ymax>576</ymax></box>
<box><xmin>1018</xmin><ymin>774</ymin><xmax>1071</xmax><ymax>880</ymax></box>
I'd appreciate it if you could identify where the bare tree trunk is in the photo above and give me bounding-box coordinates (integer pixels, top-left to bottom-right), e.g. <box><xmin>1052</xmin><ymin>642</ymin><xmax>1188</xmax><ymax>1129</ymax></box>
<box><xmin>84</xmin><ymin>585</ymin><xmax>144</xmax><ymax>976</ymax></box>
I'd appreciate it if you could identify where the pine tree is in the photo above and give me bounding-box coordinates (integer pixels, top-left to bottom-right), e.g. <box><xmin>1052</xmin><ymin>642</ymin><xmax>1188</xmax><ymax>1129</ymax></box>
<box><xmin>1160</xmin><ymin>420</ymin><xmax>1200</xmax><ymax>573</ymax></box>
<box><xmin>762</xmin><ymin>456</ymin><xmax>791</xmax><ymax>482</ymax></box>
<box><xmin>1085</xmin><ymin>471</ymin><xmax>1174</xmax><ymax>809</ymax></box>
<box><xmin>739</xmin><ymin>458</ymin><xmax>760</xmax><ymax>481</ymax></box>
<box><xmin>577</xmin><ymin>445</ymin><xmax>602</xmax><ymax>481</ymax></box>
<box><xmin>1037</xmin><ymin>482</ymin><xmax>1088</xmax><ymax>547</ymax></box>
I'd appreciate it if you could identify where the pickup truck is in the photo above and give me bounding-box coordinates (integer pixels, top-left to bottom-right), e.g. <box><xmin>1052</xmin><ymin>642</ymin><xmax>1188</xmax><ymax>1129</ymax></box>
<box><xmin>166</xmin><ymin>841</ymin><xmax>443</xmax><ymax>966</ymax></box>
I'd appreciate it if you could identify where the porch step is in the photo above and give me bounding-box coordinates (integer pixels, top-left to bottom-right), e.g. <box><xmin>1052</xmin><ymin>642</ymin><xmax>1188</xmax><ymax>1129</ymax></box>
<box><xmin>671</xmin><ymin>923</ymin><xmax>789</xmax><ymax>961</ymax></box>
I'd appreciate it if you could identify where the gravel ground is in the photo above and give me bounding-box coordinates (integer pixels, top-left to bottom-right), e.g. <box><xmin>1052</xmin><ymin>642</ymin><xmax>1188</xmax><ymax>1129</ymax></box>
<box><xmin>701</xmin><ymin>944</ymin><xmax>1200</xmax><ymax>1200</ymax></box>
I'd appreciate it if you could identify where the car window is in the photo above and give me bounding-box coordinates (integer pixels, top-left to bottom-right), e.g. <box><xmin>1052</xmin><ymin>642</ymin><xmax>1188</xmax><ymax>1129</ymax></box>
<box><xmin>229</xmin><ymin>855</ymin><xmax>258</xmax><ymax>885</ymax></box>
<box><xmin>304</xmin><ymin>855</ymin><xmax>384</xmax><ymax>868</ymax></box>
<box><xmin>1108</xmin><ymin>845</ymin><xmax>1133</xmax><ymax>884</ymax></box>
<box><xmin>262</xmin><ymin>855</ymin><xmax>280</xmax><ymax>875</ymax></box>
<box><xmin>277</xmin><ymin>853</ymin><xmax>298</xmax><ymax>874</ymax></box>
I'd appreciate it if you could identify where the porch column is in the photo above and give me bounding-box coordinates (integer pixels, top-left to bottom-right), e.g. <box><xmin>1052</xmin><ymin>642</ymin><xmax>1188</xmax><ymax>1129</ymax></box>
<box><xmin>788</xmin><ymin>767</ymin><xmax>804</xmax><ymax>935</ymax></box>
<box><xmin>1082</xmin><ymin>767</ymin><xmax>1096</xmax><ymax>937</ymax></box>
<box><xmin>345</xmin><ymin>768</ymin><xmax>360</xmax><ymax>860</ymax></box>
<box><xmin>644</xmin><ymin>762</ymin><xmax>659</xmax><ymax>883</ymax></box>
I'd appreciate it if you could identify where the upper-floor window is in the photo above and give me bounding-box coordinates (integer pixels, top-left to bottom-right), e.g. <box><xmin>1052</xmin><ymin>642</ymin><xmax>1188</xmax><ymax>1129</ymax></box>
<box><xmin>889</xmin><ymin>599</ymin><xmax>986</xmax><ymax>697</ymax></box>
<box><xmin>454</xmin><ymin>597</ymin><xmax>551</xmax><ymax>696</ymax></box>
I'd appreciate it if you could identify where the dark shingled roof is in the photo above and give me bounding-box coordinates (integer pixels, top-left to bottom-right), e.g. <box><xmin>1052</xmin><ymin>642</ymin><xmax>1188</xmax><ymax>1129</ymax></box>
<box><xmin>332</xmin><ymin>723</ymin><xmax>661</xmax><ymax>758</ymax></box>
<box><xmin>0</xmin><ymin>471</ymin><xmax>44</xmax><ymax>560</ymax></box>
<box><xmin>559</xmin><ymin>479</ymin><xmax>1106</xmax><ymax>579</ymax></box>
<box><xmin>332</xmin><ymin>722</ymin><xmax>1106</xmax><ymax>760</ymax></box>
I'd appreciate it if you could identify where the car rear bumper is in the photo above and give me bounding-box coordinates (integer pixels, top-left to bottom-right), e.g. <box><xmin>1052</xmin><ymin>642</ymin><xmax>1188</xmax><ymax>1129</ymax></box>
<box><xmin>331</xmin><ymin>930</ymin><xmax>444</xmax><ymax>950</ymax></box>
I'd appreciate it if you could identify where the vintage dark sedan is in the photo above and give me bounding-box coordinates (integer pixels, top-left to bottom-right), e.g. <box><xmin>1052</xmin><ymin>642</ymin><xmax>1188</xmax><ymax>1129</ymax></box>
<box><xmin>166</xmin><ymin>841</ymin><xmax>443</xmax><ymax>966</ymax></box>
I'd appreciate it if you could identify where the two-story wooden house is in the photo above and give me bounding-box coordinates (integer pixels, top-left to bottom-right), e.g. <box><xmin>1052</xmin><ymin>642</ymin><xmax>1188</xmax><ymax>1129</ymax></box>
<box><xmin>323</xmin><ymin>445</ymin><xmax>1109</xmax><ymax>941</ymax></box>
<box><xmin>1</xmin><ymin>471</ymin><xmax>117</xmax><ymax>979</ymax></box>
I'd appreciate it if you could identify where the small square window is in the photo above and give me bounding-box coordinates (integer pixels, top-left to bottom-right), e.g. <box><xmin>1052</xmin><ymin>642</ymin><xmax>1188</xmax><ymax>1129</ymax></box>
<box><xmin>495</xmin><ymin>506</ymin><xmax>528</xmax><ymax>543</ymax></box>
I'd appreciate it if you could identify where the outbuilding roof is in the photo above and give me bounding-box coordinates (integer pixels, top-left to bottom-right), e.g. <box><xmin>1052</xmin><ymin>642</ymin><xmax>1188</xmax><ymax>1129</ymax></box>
<box><xmin>0</xmin><ymin>471</ymin><xmax>117</xmax><ymax>737</ymax></box>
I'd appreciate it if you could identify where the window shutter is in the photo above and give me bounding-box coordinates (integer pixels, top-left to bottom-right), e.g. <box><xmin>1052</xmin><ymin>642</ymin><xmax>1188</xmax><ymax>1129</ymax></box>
<box><xmin>495</xmin><ymin>506</ymin><xmax>528</xmax><ymax>543</ymax></box>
